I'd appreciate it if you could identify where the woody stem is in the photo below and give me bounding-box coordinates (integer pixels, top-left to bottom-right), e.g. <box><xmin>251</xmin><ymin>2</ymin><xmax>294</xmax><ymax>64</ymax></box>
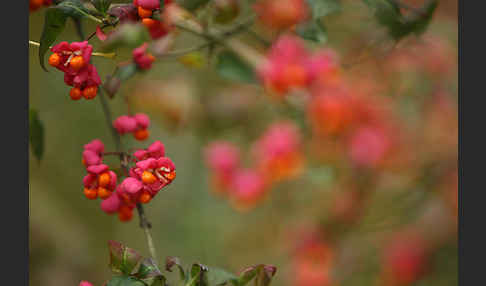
<box><xmin>98</xmin><ymin>89</ymin><xmax>158</xmax><ymax>263</ymax></box>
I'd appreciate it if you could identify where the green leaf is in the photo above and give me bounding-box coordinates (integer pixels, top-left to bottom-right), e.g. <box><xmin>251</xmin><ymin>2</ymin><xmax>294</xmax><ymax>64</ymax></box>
<box><xmin>187</xmin><ymin>263</ymin><xmax>209</xmax><ymax>286</ymax></box>
<box><xmin>103</xmin><ymin>61</ymin><xmax>138</xmax><ymax>98</ymax></box>
<box><xmin>29</xmin><ymin>109</ymin><xmax>45</xmax><ymax>163</ymax></box>
<box><xmin>136</xmin><ymin>258</ymin><xmax>163</xmax><ymax>279</ymax></box>
<box><xmin>117</xmin><ymin>63</ymin><xmax>138</xmax><ymax>81</ymax></box>
<box><xmin>101</xmin><ymin>23</ymin><xmax>151</xmax><ymax>52</ymax></box>
<box><xmin>215</xmin><ymin>51</ymin><xmax>257</xmax><ymax>83</ymax></box>
<box><xmin>236</xmin><ymin>266</ymin><xmax>258</xmax><ymax>286</ymax></box>
<box><xmin>106</xmin><ymin>276</ymin><xmax>146</xmax><ymax>286</ymax></box>
<box><xmin>296</xmin><ymin>20</ymin><xmax>328</xmax><ymax>43</ymax></box>
<box><xmin>206</xmin><ymin>267</ymin><xmax>238</xmax><ymax>286</ymax></box>
<box><xmin>145</xmin><ymin>276</ymin><xmax>167</xmax><ymax>286</ymax></box>
<box><xmin>72</xmin><ymin>16</ymin><xmax>85</xmax><ymax>40</ymax></box>
<box><xmin>236</xmin><ymin>265</ymin><xmax>277</xmax><ymax>286</ymax></box>
<box><xmin>306</xmin><ymin>0</ymin><xmax>341</xmax><ymax>19</ymax></box>
<box><xmin>108</xmin><ymin>240</ymin><xmax>143</xmax><ymax>275</ymax></box>
<box><xmin>403</xmin><ymin>0</ymin><xmax>438</xmax><ymax>36</ymax></box>
<box><xmin>39</xmin><ymin>7</ymin><xmax>68</xmax><ymax>71</ymax></box>
<box><xmin>253</xmin><ymin>265</ymin><xmax>276</xmax><ymax>286</ymax></box>
<box><xmin>57</xmin><ymin>0</ymin><xmax>91</xmax><ymax>18</ymax></box>
<box><xmin>91</xmin><ymin>0</ymin><xmax>112</xmax><ymax>14</ymax></box>
<box><xmin>362</xmin><ymin>0</ymin><xmax>438</xmax><ymax>40</ymax></box>
<box><xmin>165</xmin><ymin>256</ymin><xmax>186</xmax><ymax>281</ymax></box>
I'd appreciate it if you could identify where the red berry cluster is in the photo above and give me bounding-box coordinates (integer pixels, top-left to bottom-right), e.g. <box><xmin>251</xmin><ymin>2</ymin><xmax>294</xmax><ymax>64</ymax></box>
<box><xmin>133</xmin><ymin>43</ymin><xmax>156</xmax><ymax>70</ymax></box>
<box><xmin>307</xmin><ymin>84</ymin><xmax>398</xmax><ymax>169</ymax></box>
<box><xmin>92</xmin><ymin>140</ymin><xmax>176</xmax><ymax>222</ymax></box>
<box><xmin>205</xmin><ymin>121</ymin><xmax>303</xmax><ymax>211</ymax></box>
<box><xmin>258</xmin><ymin>35</ymin><xmax>340</xmax><ymax>96</ymax></box>
<box><xmin>48</xmin><ymin>41</ymin><xmax>101</xmax><ymax>101</ymax></box>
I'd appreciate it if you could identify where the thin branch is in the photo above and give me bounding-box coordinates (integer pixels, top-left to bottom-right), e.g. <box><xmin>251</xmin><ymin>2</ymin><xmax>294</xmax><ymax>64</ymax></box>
<box><xmin>159</xmin><ymin>42</ymin><xmax>211</xmax><ymax>58</ymax></box>
<box><xmin>98</xmin><ymin>89</ymin><xmax>122</xmax><ymax>152</ymax></box>
<box><xmin>245</xmin><ymin>29</ymin><xmax>271</xmax><ymax>47</ymax></box>
<box><xmin>98</xmin><ymin>88</ymin><xmax>159</xmax><ymax>262</ymax></box>
<box><xmin>136</xmin><ymin>203</ymin><xmax>158</xmax><ymax>261</ymax></box>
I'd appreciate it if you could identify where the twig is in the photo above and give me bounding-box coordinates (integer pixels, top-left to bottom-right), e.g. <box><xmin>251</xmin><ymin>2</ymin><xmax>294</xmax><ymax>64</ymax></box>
<box><xmin>245</xmin><ymin>29</ymin><xmax>271</xmax><ymax>47</ymax></box>
<box><xmin>159</xmin><ymin>42</ymin><xmax>211</xmax><ymax>58</ymax></box>
<box><xmin>98</xmin><ymin>89</ymin><xmax>158</xmax><ymax>262</ymax></box>
<box><xmin>136</xmin><ymin>203</ymin><xmax>158</xmax><ymax>262</ymax></box>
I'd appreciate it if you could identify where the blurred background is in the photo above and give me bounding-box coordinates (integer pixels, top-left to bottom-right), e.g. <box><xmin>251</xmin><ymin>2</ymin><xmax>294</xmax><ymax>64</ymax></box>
<box><xmin>29</xmin><ymin>0</ymin><xmax>457</xmax><ymax>285</ymax></box>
